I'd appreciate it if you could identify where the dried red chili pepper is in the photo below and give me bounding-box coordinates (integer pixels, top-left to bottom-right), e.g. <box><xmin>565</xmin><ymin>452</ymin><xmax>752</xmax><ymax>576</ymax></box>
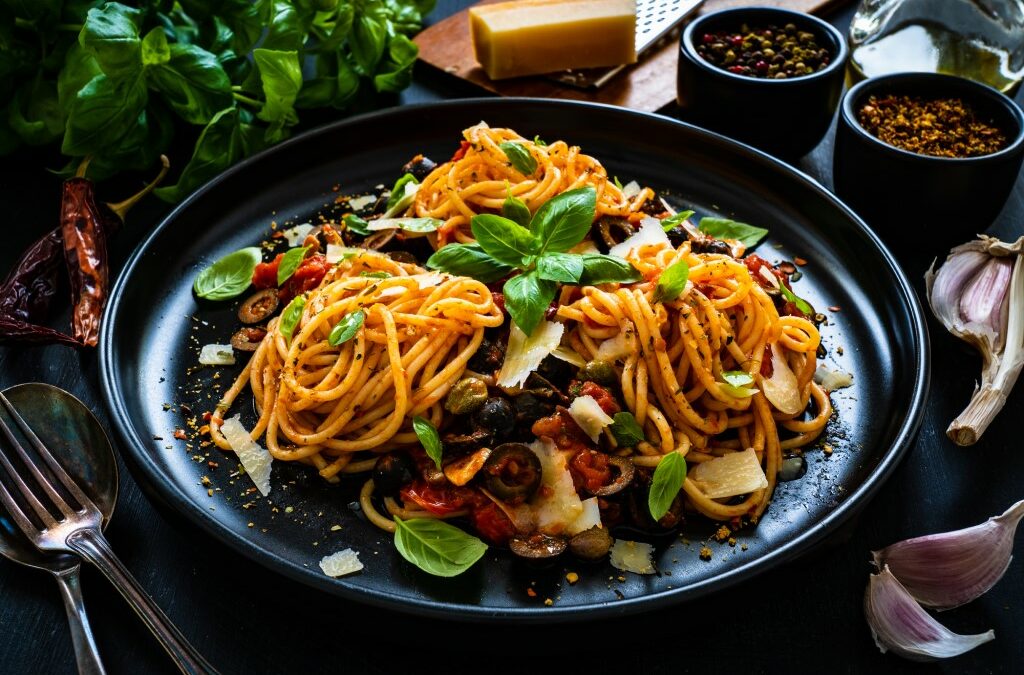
<box><xmin>0</xmin><ymin>228</ymin><xmax>65</xmax><ymax>323</ymax></box>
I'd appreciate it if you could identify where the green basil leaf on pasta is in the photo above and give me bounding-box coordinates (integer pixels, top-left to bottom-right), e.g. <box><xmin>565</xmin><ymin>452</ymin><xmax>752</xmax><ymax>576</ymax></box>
<box><xmin>502</xmin><ymin>192</ymin><xmax>532</xmax><ymax>228</ymax></box>
<box><xmin>276</xmin><ymin>246</ymin><xmax>309</xmax><ymax>286</ymax></box>
<box><xmin>471</xmin><ymin>214</ymin><xmax>538</xmax><ymax>268</ymax></box>
<box><xmin>721</xmin><ymin>370</ymin><xmax>754</xmax><ymax>387</ymax></box>
<box><xmin>279</xmin><ymin>294</ymin><xmax>306</xmax><ymax>344</ymax></box>
<box><xmin>343</xmin><ymin>213</ymin><xmax>371</xmax><ymax>236</ymax></box>
<box><xmin>661</xmin><ymin>210</ymin><xmax>696</xmax><ymax>232</ymax></box>
<box><xmin>779</xmin><ymin>283</ymin><xmax>814</xmax><ymax>315</ymax></box>
<box><xmin>613</xmin><ymin>176</ymin><xmax>623</xmax><ymax>190</ymax></box>
<box><xmin>426</xmin><ymin>244</ymin><xmax>513</xmax><ymax>283</ymax></box>
<box><xmin>578</xmin><ymin>254</ymin><xmax>642</xmax><ymax>285</ymax></box>
<box><xmin>388</xmin><ymin>173</ymin><xmax>419</xmax><ymax>210</ymax></box>
<box><xmin>533</xmin><ymin>134</ymin><xmax>547</xmax><ymax>147</ymax></box>
<box><xmin>698</xmin><ymin>217</ymin><xmax>768</xmax><ymax>249</ymax></box>
<box><xmin>328</xmin><ymin>309</ymin><xmax>365</xmax><ymax>346</ymax></box>
<box><xmin>392</xmin><ymin>516</ymin><xmax>487</xmax><ymax>577</ymax></box>
<box><xmin>653</xmin><ymin>259</ymin><xmax>690</xmax><ymax>304</ymax></box>
<box><xmin>648</xmin><ymin>452</ymin><xmax>687</xmax><ymax>521</ymax></box>
<box><xmin>413</xmin><ymin>415</ymin><xmax>443</xmax><ymax>469</ymax></box>
<box><xmin>503</xmin><ymin>269</ymin><xmax>557</xmax><ymax>336</ymax></box>
<box><xmin>193</xmin><ymin>246</ymin><xmax>262</xmax><ymax>300</ymax></box>
<box><xmin>530</xmin><ymin>187</ymin><xmax>596</xmax><ymax>254</ymax></box>
<box><xmin>610</xmin><ymin>411</ymin><xmax>645</xmax><ymax>447</ymax></box>
<box><xmin>498</xmin><ymin>141</ymin><xmax>537</xmax><ymax>176</ymax></box>
<box><xmin>536</xmin><ymin>252</ymin><xmax>584</xmax><ymax>283</ymax></box>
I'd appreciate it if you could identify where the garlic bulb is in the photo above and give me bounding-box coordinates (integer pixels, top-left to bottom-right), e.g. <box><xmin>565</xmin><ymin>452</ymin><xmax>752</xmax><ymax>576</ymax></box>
<box><xmin>865</xmin><ymin>566</ymin><xmax>995</xmax><ymax>661</ymax></box>
<box><xmin>925</xmin><ymin>236</ymin><xmax>1024</xmax><ymax>446</ymax></box>
<box><xmin>872</xmin><ymin>499</ymin><xmax>1024</xmax><ymax>609</ymax></box>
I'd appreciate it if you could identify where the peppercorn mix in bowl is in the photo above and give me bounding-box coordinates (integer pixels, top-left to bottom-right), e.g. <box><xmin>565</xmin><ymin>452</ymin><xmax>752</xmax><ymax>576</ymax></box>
<box><xmin>677</xmin><ymin>7</ymin><xmax>848</xmax><ymax>158</ymax></box>
<box><xmin>834</xmin><ymin>72</ymin><xmax>1024</xmax><ymax>261</ymax></box>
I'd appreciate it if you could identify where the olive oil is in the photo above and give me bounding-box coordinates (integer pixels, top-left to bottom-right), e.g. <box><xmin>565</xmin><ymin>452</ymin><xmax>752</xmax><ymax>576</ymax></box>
<box><xmin>849</xmin><ymin>21</ymin><xmax>1020</xmax><ymax>92</ymax></box>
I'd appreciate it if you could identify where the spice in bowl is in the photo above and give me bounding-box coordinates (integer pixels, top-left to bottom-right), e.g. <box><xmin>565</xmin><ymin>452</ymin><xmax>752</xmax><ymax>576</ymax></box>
<box><xmin>695</xmin><ymin>23</ymin><xmax>831</xmax><ymax>79</ymax></box>
<box><xmin>857</xmin><ymin>95</ymin><xmax>1008</xmax><ymax>158</ymax></box>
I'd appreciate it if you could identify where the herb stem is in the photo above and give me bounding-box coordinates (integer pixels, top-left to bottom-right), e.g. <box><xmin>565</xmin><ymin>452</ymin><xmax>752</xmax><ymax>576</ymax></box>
<box><xmin>232</xmin><ymin>93</ymin><xmax>263</xmax><ymax>108</ymax></box>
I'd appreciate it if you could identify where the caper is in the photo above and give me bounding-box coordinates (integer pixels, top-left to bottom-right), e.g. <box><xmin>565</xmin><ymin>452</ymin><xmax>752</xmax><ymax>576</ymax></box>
<box><xmin>580</xmin><ymin>360</ymin><xmax>617</xmax><ymax>387</ymax></box>
<box><xmin>444</xmin><ymin>377</ymin><xmax>488</xmax><ymax>415</ymax></box>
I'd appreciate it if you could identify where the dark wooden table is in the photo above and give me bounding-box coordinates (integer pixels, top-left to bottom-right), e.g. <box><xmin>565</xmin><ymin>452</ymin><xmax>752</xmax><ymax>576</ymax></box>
<box><xmin>3</xmin><ymin>3</ymin><xmax>1023</xmax><ymax>674</ymax></box>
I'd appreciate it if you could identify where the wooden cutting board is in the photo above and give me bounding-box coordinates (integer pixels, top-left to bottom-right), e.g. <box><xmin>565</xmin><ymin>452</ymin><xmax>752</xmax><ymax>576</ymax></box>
<box><xmin>415</xmin><ymin>0</ymin><xmax>850</xmax><ymax>112</ymax></box>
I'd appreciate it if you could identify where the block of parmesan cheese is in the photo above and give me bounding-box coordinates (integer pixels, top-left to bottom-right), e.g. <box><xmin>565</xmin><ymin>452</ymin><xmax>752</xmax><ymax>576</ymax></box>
<box><xmin>469</xmin><ymin>0</ymin><xmax>638</xmax><ymax>80</ymax></box>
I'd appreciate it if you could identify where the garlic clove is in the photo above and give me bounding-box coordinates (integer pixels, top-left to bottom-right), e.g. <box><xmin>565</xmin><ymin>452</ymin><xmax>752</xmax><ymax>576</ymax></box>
<box><xmin>865</xmin><ymin>566</ymin><xmax>995</xmax><ymax>662</ymax></box>
<box><xmin>959</xmin><ymin>256</ymin><xmax>1014</xmax><ymax>341</ymax></box>
<box><xmin>928</xmin><ymin>248</ymin><xmax>990</xmax><ymax>334</ymax></box>
<box><xmin>872</xmin><ymin>499</ymin><xmax>1024</xmax><ymax>610</ymax></box>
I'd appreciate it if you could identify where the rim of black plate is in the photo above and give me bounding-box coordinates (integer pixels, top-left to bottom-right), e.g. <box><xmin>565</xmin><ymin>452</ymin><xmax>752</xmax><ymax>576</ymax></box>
<box><xmin>98</xmin><ymin>97</ymin><xmax>931</xmax><ymax>622</ymax></box>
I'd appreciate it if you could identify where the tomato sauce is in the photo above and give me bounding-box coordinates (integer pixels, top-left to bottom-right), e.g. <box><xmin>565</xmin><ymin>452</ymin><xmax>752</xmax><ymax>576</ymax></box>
<box><xmin>569</xmin><ymin>449</ymin><xmax>612</xmax><ymax>493</ymax></box>
<box><xmin>252</xmin><ymin>253</ymin><xmax>330</xmax><ymax>302</ymax></box>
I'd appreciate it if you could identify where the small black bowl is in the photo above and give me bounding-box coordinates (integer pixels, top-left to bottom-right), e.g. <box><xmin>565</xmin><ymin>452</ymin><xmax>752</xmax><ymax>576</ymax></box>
<box><xmin>677</xmin><ymin>7</ymin><xmax>848</xmax><ymax>158</ymax></box>
<box><xmin>834</xmin><ymin>73</ymin><xmax>1024</xmax><ymax>260</ymax></box>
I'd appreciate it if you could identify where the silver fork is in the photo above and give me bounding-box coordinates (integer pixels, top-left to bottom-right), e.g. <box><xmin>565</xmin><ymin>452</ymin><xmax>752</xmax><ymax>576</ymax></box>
<box><xmin>0</xmin><ymin>392</ymin><xmax>218</xmax><ymax>675</ymax></box>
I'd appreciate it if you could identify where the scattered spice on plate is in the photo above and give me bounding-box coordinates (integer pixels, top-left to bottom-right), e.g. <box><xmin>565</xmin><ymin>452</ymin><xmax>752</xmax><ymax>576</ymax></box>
<box><xmin>857</xmin><ymin>95</ymin><xmax>1008</xmax><ymax>158</ymax></box>
<box><xmin>696</xmin><ymin>23</ymin><xmax>831</xmax><ymax>79</ymax></box>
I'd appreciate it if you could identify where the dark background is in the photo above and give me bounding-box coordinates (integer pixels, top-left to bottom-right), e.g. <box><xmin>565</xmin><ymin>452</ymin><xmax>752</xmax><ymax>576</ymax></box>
<box><xmin>2</xmin><ymin>2</ymin><xmax>1023</xmax><ymax>674</ymax></box>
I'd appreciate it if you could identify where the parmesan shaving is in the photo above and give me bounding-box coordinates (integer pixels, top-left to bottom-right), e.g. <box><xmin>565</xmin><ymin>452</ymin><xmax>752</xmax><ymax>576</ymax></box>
<box><xmin>551</xmin><ymin>345</ymin><xmax>587</xmax><ymax>368</ymax></box>
<box><xmin>198</xmin><ymin>343</ymin><xmax>235</xmax><ymax>365</ymax></box>
<box><xmin>567</xmin><ymin>497</ymin><xmax>602</xmax><ymax>535</ymax></box>
<box><xmin>621</xmin><ymin>180</ymin><xmax>641</xmax><ymax>199</ymax></box>
<box><xmin>689</xmin><ymin>448</ymin><xmax>768</xmax><ymax>499</ymax></box>
<box><xmin>596</xmin><ymin>327</ymin><xmax>636</xmax><ymax>361</ymax></box>
<box><xmin>325</xmin><ymin>244</ymin><xmax>359</xmax><ymax>264</ymax></box>
<box><xmin>609</xmin><ymin>216</ymin><xmax>670</xmax><ymax>259</ymax></box>
<box><xmin>282</xmin><ymin>223</ymin><xmax>313</xmax><ymax>247</ymax></box>
<box><xmin>348</xmin><ymin>194</ymin><xmax>376</xmax><ymax>211</ymax></box>
<box><xmin>220</xmin><ymin>415</ymin><xmax>273</xmax><ymax>496</ymax></box>
<box><xmin>497</xmin><ymin>320</ymin><xmax>564</xmax><ymax>388</ymax></box>
<box><xmin>529</xmin><ymin>438</ymin><xmax>584</xmax><ymax>535</ymax></box>
<box><xmin>609</xmin><ymin>539</ymin><xmax>655</xmax><ymax>575</ymax></box>
<box><xmin>319</xmin><ymin>548</ymin><xmax>363</xmax><ymax>577</ymax></box>
<box><xmin>568</xmin><ymin>395</ymin><xmax>613</xmax><ymax>442</ymax></box>
<box><xmin>814</xmin><ymin>365</ymin><xmax>854</xmax><ymax>390</ymax></box>
<box><xmin>760</xmin><ymin>344</ymin><xmax>802</xmax><ymax>415</ymax></box>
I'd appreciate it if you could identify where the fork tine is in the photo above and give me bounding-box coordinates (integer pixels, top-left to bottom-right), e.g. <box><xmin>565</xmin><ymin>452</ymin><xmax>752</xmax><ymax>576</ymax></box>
<box><xmin>0</xmin><ymin>431</ymin><xmax>57</xmax><ymax>527</ymax></box>
<box><xmin>0</xmin><ymin>392</ymin><xmax>86</xmax><ymax>518</ymax></box>
<box><xmin>0</xmin><ymin>470</ymin><xmax>43</xmax><ymax>537</ymax></box>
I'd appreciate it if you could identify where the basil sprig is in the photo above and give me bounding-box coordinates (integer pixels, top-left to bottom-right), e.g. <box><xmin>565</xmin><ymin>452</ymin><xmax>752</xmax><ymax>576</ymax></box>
<box><xmin>661</xmin><ymin>210</ymin><xmax>696</xmax><ymax>232</ymax></box>
<box><xmin>648</xmin><ymin>452</ymin><xmax>687</xmax><ymax>521</ymax></box>
<box><xmin>780</xmin><ymin>283</ymin><xmax>814</xmax><ymax>315</ymax></box>
<box><xmin>328</xmin><ymin>309</ymin><xmax>366</xmax><ymax>346</ymax></box>
<box><xmin>499</xmin><ymin>141</ymin><xmax>537</xmax><ymax>176</ymax></box>
<box><xmin>393</xmin><ymin>516</ymin><xmax>488</xmax><ymax>577</ymax></box>
<box><xmin>193</xmin><ymin>246</ymin><xmax>262</xmax><ymax>300</ymax></box>
<box><xmin>277</xmin><ymin>245</ymin><xmax>309</xmax><ymax>286</ymax></box>
<box><xmin>343</xmin><ymin>214</ymin><xmax>371</xmax><ymax>236</ymax></box>
<box><xmin>413</xmin><ymin>416</ymin><xmax>443</xmax><ymax>470</ymax></box>
<box><xmin>610</xmin><ymin>411</ymin><xmax>645</xmax><ymax>447</ymax></box>
<box><xmin>653</xmin><ymin>259</ymin><xmax>690</xmax><ymax>304</ymax></box>
<box><xmin>698</xmin><ymin>217</ymin><xmax>768</xmax><ymax>249</ymax></box>
<box><xmin>279</xmin><ymin>294</ymin><xmax>306</xmax><ymax>344</ymax></box>
<box><xmin>427</xmin><ymin>187</ymin><xmax>642</xmax><ymax>335</ymax></box>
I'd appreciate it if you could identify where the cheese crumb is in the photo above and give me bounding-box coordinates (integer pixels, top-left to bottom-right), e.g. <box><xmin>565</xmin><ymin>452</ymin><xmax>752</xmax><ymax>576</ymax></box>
<box><xmin>609</xmin><ymin>539</ymin><xmax>655</xmax><ymax>575</ymax></box>
<box><xmin>565</xmin><ymin>572</ymin><xmax>579</xmax><ymax>585</ymax></box>
<box><xmin>699</xmin><ymin>546</ymin><xmax>713</xmax><ymax>561</ymax></box>
<box><xmin>319</xmin><ymin>548</ymin><xmax>363</xmax><ymax>577</ymax></box>
<box><xmin>199</xmin><ymin>343</ymin><xmax>235</xmax><ymax>365</ymax></box>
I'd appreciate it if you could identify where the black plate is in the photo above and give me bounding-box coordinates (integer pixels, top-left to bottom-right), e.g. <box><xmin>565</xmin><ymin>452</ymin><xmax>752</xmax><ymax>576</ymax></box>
<box><xmin>98</xmin><ymin>98</ymin><xmax>929</xmax><ymax>621</ymax></box>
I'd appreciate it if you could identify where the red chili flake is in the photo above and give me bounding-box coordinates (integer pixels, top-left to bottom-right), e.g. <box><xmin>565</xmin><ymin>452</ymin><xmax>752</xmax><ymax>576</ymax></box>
<box><xmin>794</xmin><ymin>257</ymin><xmax>808</xmax><ymax>266</ymax></box>
<box><xmin>203</xmin><ymin>411</ymin><xmax>213</xmax><ymax>422</ymax></box>
<box><xmin>173</xmin><ymin>429</ymin><xmax>188</xmax><ymax>440</ymax></box>
<box><xmin>526</xmin><ymin>588</ymin><xmax>538</xmax><ymax>597</ymax></box>
<box><xmin>207</xmin><ymin>461</ymin><xmax>219</xmax><ymax>469</ymax></box>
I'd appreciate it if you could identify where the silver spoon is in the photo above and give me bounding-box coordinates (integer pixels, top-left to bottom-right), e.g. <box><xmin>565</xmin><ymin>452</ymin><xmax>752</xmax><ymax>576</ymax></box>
<box><xmin>0</xmin><ymin>383</ymin><xmax>116</xmax><ymax>675</ymax></box>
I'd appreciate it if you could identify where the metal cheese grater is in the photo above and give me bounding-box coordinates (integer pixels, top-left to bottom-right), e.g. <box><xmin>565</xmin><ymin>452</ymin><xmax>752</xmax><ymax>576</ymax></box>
<box><xmin>546</xmin><ymin>0</ymin><xmax>704</xmax><ymax>89</ymax></box>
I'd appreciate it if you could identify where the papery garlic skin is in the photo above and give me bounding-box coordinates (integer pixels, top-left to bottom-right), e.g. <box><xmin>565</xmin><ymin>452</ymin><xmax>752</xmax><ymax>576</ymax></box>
<box><xmin>865</xmin><ymin>566</ymin><xmax>995</xmax><ymax>662</ymax></box>
<box><xmin>872</xmin><ymin>499</ymin><xmax>1024</xmax><ymax>610</ymax></box>
<box><xmin>925</xmin><ymin>235</ymin><xmax>1024</xmax><ymax>446</ymax></box>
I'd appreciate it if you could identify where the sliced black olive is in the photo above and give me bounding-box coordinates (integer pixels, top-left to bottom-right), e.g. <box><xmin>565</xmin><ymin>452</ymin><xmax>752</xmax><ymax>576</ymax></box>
<box><xmin>509</xmin><ymin>533</ymin><xmax>567</xmax><ymax>560</ymax></box>
<box><xmin>441</xmin><ymin>427</ymin><xmax>492</xmax><ymax>455</ymax></box>
<box><xmin>475</xmin><ymin>397</ymin><xmax>514</xmax><ymax>438</ymax></box>
<box><xmin>467</xmin><ymin>336</ymin><xmax>506</xmax><ymax>373</ymax></box>
<box><xmin>580</xmin><ymin>359</ymin><xmax>617</xmax><ymax>387</ymax></box>
<box><xmin>401</xmin><ymin>154</ymin><xmax>438</xmax><ymax>180</ymax></box>
<box><xmin>445</xmin><ymin>377</ymin><xmax>488</xmax><ymax>415</ymax></box>
<box><xmin>372</xmin><ymin>453</ymin><xmax>415</xmax><ymax>497</ymax></box>
<box><xmin>386</xmin><ymin>250</ymin><xmax>418</xmax><ymax>265</ymax></box>
<box><xmin>230</xmin><ymin>326</ymin><xmax>267</xmax><ymax>352</ymax></box>
<box><xmin>363</xmin><ymin>229</ymin><xmax>395</xmax><ymax>250</ymax></box>
<box><xmin>690</xmin><ymin>237</ymin><xmax>733</xmax><ymax>256</ymax></box>
<box><xmin>595</xmin><ymin>216</ymin><xmax>635</xmax><ymax>250</ymax></box>
<box><xmin>665</xmin><ymin>226</ymin><xmax>690</xmax><ymax>248</ymax></box>
<box><xmin>513</xmin><ymin>393</ymin><xmax>550</xmax><ymax>426</ymax></box>
<box><xmin>569</xmin><ymin>526</ymin><xmax>613</xmax><ymax>561</ymax></box>
<box><xmin>237</xmin><ymin>289</ymin><xmax>279</xmax><ymax>324</ymax></box>
<box><xmin>483</xmin><ymin>442</ymin><xmax>542</xmax><ymax>502</ymax></box>
<box><xmin>588</xmin><ymin>456</ymin><xmax>635</xmax><ymax>497</ymax></box>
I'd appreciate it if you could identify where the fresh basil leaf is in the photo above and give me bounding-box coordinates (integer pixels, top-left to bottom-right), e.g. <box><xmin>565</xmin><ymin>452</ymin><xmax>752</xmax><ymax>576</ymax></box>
<box><xmin>387</xmin><ymin>173</ymin><xmax>419</xmax><ymax>210</ymax></box>
<box><xmin>502</xmin><ymin>192</ymin><xmax>531</xmax><ymax>229</ymax></box>
<box><xmin>392</xmin><ymin>516</ymin><xmax>487</xmax><ymax>577</ymax></box>
<box><xmin>530</xmin><ymin>187</ymin><xmax>596</xmax><ymax>254</ymax></box>
<box><xmin>57</xmin><ymin>43</ymin><xmax>102</xmax><ymax>111</ymax></box>
<box><xmin>413</xmin><ymin>416</ymin><xmax>443</xmax><ymax>470</ymax></box>
<box><xmin>277</xmin><ymin>246</ymin><xmax>309</xmax><ymax>286</ymax></box>
<box><xmin>499</xmin><ymin>141</ymin><xmax>537</xmax><ymax>176</ymax></box>
<box><xmin>426</xmin><ymin>244</ymin><xmax>513</xmax><ymax>283</ymax></box>
<box><xmin>470</xmin><ymin>214</ymin><xmax>538</xmax><ymax>268</ymax></box>
<box><xmin>536</xmin><ymin>252</ymin><xmax>583</xmax><ymax>283</ymax></box>
<box><xmin>779</xmin><ymin>283</ymin><xmax>814</xmax><ymax>315</ymax></box>
<box><xmin>343</xmin><ymin>213</ymin><xmax>371</xmax><ymax>236</ymax></box>
<box><xmin>148</xmin><ymin>43</ymin><xmax>233</xmax><ymax>125</ymax></box>
<box><xmin>253</xmin><ymin>48</ymin><xmax>301</xmax><ymax>137</ymax></box>
<box><xmin>648</xmin><ymin>452</ymin><xmax>687</xmax><ymax>521</ymax></box>
<box><xmin>328</xmin><ymin>309</ymin><xmax>366</xmax><ymax>346</ymax></box>
<box><xmin>610</xmin><ymin>411</ymin><xmax>644</xmax><ymax>447</ymax></box>
<box><xmin>533</xmin><ymin>134</ymin><xmax>547</xmax><ymax>147</ymax></box>
<box><xmin>360</xmin><ymin>271</ymin><xmax>390</xmax><ymax>278</ymax></box>
<box><xmin>613</xmin><ymin>176</ymin><xmax>623</xmax><ymax>190</ymax></box>
<box><xmin>79</xmin><ymin>3</ymin><xmax>143</xmax><ymax>79</ymax></box>
<box><xmin>8</xmin><ymin>77</ymin><xmax>63</xmax><ymax>146</ymax></box>
<box><xmin>193</xmin><ymin>246</ymin><xmax>261</xmax><ymax>300</ymax></box>
<box><xmin>373</xmin><ymin>34</ymin><xmax>419</xmax><ymax>93</ymax></box>
<box><xmin>350</xmin><ymin>8</ymin><xmax>388</xmax><ymax>75</ymax></box>
<box><xmin>279</xmin><ymin>294</ymin><xmax>306</xmax><ymax>344</ymax></box>
<box><xmin>662</xmin><ymin>210</ymin><xmax>696</xmax><ymax>232</ymax></box>
<box><xmin>698</xmin><ymin>217</ymin><xmax>769</xmax><ymax>249</ymax></box>
<box><xmin>85</xmin><ymin>105</ymin><xmax>173</xmax><ymax>178</ymax></box>
<box><xmin>141</xmin><ymin>27</ymin><xmax>171</xmax><ymax>66</ymax></box>
<box><xmin>503</xmin><ymin>270</ymin><xmax>557</xmax><ymax>336</ymax></box>
<box><xmin>653</xmin><ymin>259</ymin><xmax>690</xmax><ymax>304</ymax></box>
<box><xmin>260</xmin><ymin>0</ymin><xmax>305</xmax><ymax>51</ymax></box>
<box><xmin>722</xmin><ymin>383</ymin><xmax>758</xmax><ymax>398</ymax></box>
<box><xmin>721</xmin><ymin>370</ymin><xmax>754</xmax><ymax>387</ymax></box>
<box><xmin>578</xmin><ymin>254</ymin><xmax>642</xmax><ymax>286</ymax></box>
<box><xmin>62</xmin><ymin>73</ymin><xmax>148</xmax><ymax>156</ymax></box>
